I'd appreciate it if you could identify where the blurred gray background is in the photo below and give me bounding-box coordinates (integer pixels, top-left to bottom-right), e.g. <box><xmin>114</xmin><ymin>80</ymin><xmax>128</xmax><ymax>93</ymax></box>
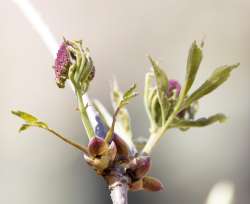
<box><xmin>0</xmin><ymin>0</ymin><xmax>249</xmax><ymax>203</ymax></box>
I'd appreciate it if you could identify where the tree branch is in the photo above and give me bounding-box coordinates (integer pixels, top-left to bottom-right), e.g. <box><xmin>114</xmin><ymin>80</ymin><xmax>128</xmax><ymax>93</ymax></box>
<box><xmin>109</xmin><ymin>181</ymin><xmax>128</xmax><ymax>204</ymax></box>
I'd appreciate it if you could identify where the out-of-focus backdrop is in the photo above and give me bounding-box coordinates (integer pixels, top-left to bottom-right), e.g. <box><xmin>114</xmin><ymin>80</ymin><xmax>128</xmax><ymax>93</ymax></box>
<box><xmin>0</xmin><ymin>0</ymin><xmax>249</xmax><ymax>203</ymax></box>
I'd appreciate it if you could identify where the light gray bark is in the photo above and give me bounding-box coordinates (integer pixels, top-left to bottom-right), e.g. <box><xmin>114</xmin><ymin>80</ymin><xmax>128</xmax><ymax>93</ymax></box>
<box><xmin>110</xmin><ymin>181</ymin><xmax>128</xmax><ymax>204</ymax></box>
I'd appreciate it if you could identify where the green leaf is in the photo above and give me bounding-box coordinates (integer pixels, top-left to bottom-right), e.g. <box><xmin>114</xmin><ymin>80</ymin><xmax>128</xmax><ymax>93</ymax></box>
<box><xmin>19</xmin><ymin>124</ymin><xmax>32</xmax><ymax>132</ymax></box>
<box><xmin>18</xmin><ymin>122</ymin><xmax>48</xmax><ymax>133</ymax></box>
<box><xmin>12</xmin><ymin>110</ymin><xmax>48</xmax><ymax>133</ymax></box>
<box><xmin>183</xmin><ymin>41</ymin><xmax>203</xmax><ymax>95</ymax></box>
<box><xmin>171</xmin><ymin>113</ymin><xmax>227</xmax><ymax>130</ymax></box>
<box><xmin>11</xmin><ymin>110</ymin><xmax>38</xmax><ymax>123</ymax></box>
<box><xmin>181</xmin><ymin>63</ymin><xmax>239</xmax><ymax>110</ymax></box>
<box><xmin>34</xmin><ymin>121</ymin><xmax>48</xmax><ymax>129</ymax></box>
<box><xmin>148</xmin><ymin>56</ymin><xmax>169</xmax><ymax>97</ymax></box>
<box><xmin>148</xmin><ymin>56</ymin><xmax>169</xmax><ymax>124</ymax></box>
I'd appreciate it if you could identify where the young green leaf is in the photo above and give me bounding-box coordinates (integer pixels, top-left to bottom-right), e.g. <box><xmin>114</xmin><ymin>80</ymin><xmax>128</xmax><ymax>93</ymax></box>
<box><xmin>18</xmin><ymin>122</ymin><xmax>48</xmax><ymax>132</ymax></box>
<box><xmin>183</xmin><ymin>41</ymin><xmax>203</xmax><ymax>95</ymax></box>
<box><xmin>11</xmin><ymin>110</ymin><xmax>38</xmax><ymax>123</ymax></box>
<box><xmin>19</xmin><ymin>124</ymin><xmax>32</xmax><ymax>132</ymax></box>
<box><xmin>181</xmin><ymin>63</ymin><xmax>239</xmax><ymax>110</ymax></box>
<box><xmin>171</xmin><ymin>113</ymin><xmax>227</xmax><ymax>129</ymax></box>
<box><xmin>12</xmin><ymin>110</ymin><xmax>48</xmax><ymax>132</ymax></box>
<box><xmin>148</xmin><ymin>56</ymin><xmax>169</xmax><ymax>125</ymax></box>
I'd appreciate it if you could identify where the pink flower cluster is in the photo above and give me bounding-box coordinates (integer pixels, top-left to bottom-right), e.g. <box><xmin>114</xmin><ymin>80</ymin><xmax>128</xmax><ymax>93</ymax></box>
<box><xmin>54</xmin><ymin>42</ymin><xmax>71</xmax><ymax>88</ymax></box>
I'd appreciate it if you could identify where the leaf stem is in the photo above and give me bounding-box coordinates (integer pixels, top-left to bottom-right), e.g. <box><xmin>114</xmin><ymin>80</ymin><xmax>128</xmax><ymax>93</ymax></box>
<box><xmin>46</xmin><ymin>128</ymin><xmax>89</xmax><ymax>154</ymax></box>
<box><xmin>76</xmin><ymin>89</ymin><xmax>95</xmax><ymax>140</ymax></box>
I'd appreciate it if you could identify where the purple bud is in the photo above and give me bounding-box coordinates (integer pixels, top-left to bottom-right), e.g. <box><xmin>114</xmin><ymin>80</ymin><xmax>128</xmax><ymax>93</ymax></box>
<box><xmin>88</xmin><ymin>136</ymin><xmax>108</xmax><ymax>157</ymax></box>
<box><xmin>167</xmin><ymin>79</ymin><xmax>181</xmax><ymax>97</ymax></box>
<box><xmin>143</xmin><ymin>176</ymin><xmax>164</xmax><ymax>192</ymax></box>
<box><xmin>54</xmin><ymin>42</ymin><xmax>71</xmax><ymax>88</ymax></box>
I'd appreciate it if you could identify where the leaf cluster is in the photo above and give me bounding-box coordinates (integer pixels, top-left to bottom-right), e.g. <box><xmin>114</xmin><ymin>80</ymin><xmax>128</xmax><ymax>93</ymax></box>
<box><xmin>144</xmin><ymin>41</ymin><xmax>239</xmax><ymax>133</ymax></box>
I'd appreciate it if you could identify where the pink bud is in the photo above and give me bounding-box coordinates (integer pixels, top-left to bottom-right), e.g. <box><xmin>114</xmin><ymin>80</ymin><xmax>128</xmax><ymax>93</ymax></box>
<box><xmin>143</xmin><ymin>176</ymin><xmax>164</xmax><ymax>192</ymax></box>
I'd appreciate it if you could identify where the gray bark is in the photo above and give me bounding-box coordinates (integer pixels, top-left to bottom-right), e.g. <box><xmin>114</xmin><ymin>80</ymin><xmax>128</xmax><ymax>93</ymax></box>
<box><xmin>109</xmin><ymin>181</ymin><xmax>128</xmax><ymax>204</ymax></box>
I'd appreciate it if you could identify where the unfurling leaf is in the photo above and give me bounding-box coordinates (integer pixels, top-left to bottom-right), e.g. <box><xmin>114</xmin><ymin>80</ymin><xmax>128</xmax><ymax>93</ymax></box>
<box><xmin>148</xmin><ymin>56</ymin><xmax>169</xmax><ymax>122</ymax></box>
<box><xmin>171</xmin><ymin>113</ymin><xmax>227</xmax><ymax>130</ymax></box>
<box><xmin>104</xmin><ymin>84</ymin><xmax>137</xmax><ymax>143</ymax></box>
<box><xmin>183</xmin><ymin>41</ymin><xmax>203</xmax><ymax>95</ymax></box>
<box><xmin>111</xmin><ymin>80</ymin><xmax>133</xmax><ymax>137</ymax></box>
<box><xmin>181</xmin><ymin>63</ymin><xmax>239</xmax><ymax>110</ymax></box>
<box><xmin>121</xmin><ymin>83</ymin><xmax>138</xmax><ymax>107</ymax></box>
